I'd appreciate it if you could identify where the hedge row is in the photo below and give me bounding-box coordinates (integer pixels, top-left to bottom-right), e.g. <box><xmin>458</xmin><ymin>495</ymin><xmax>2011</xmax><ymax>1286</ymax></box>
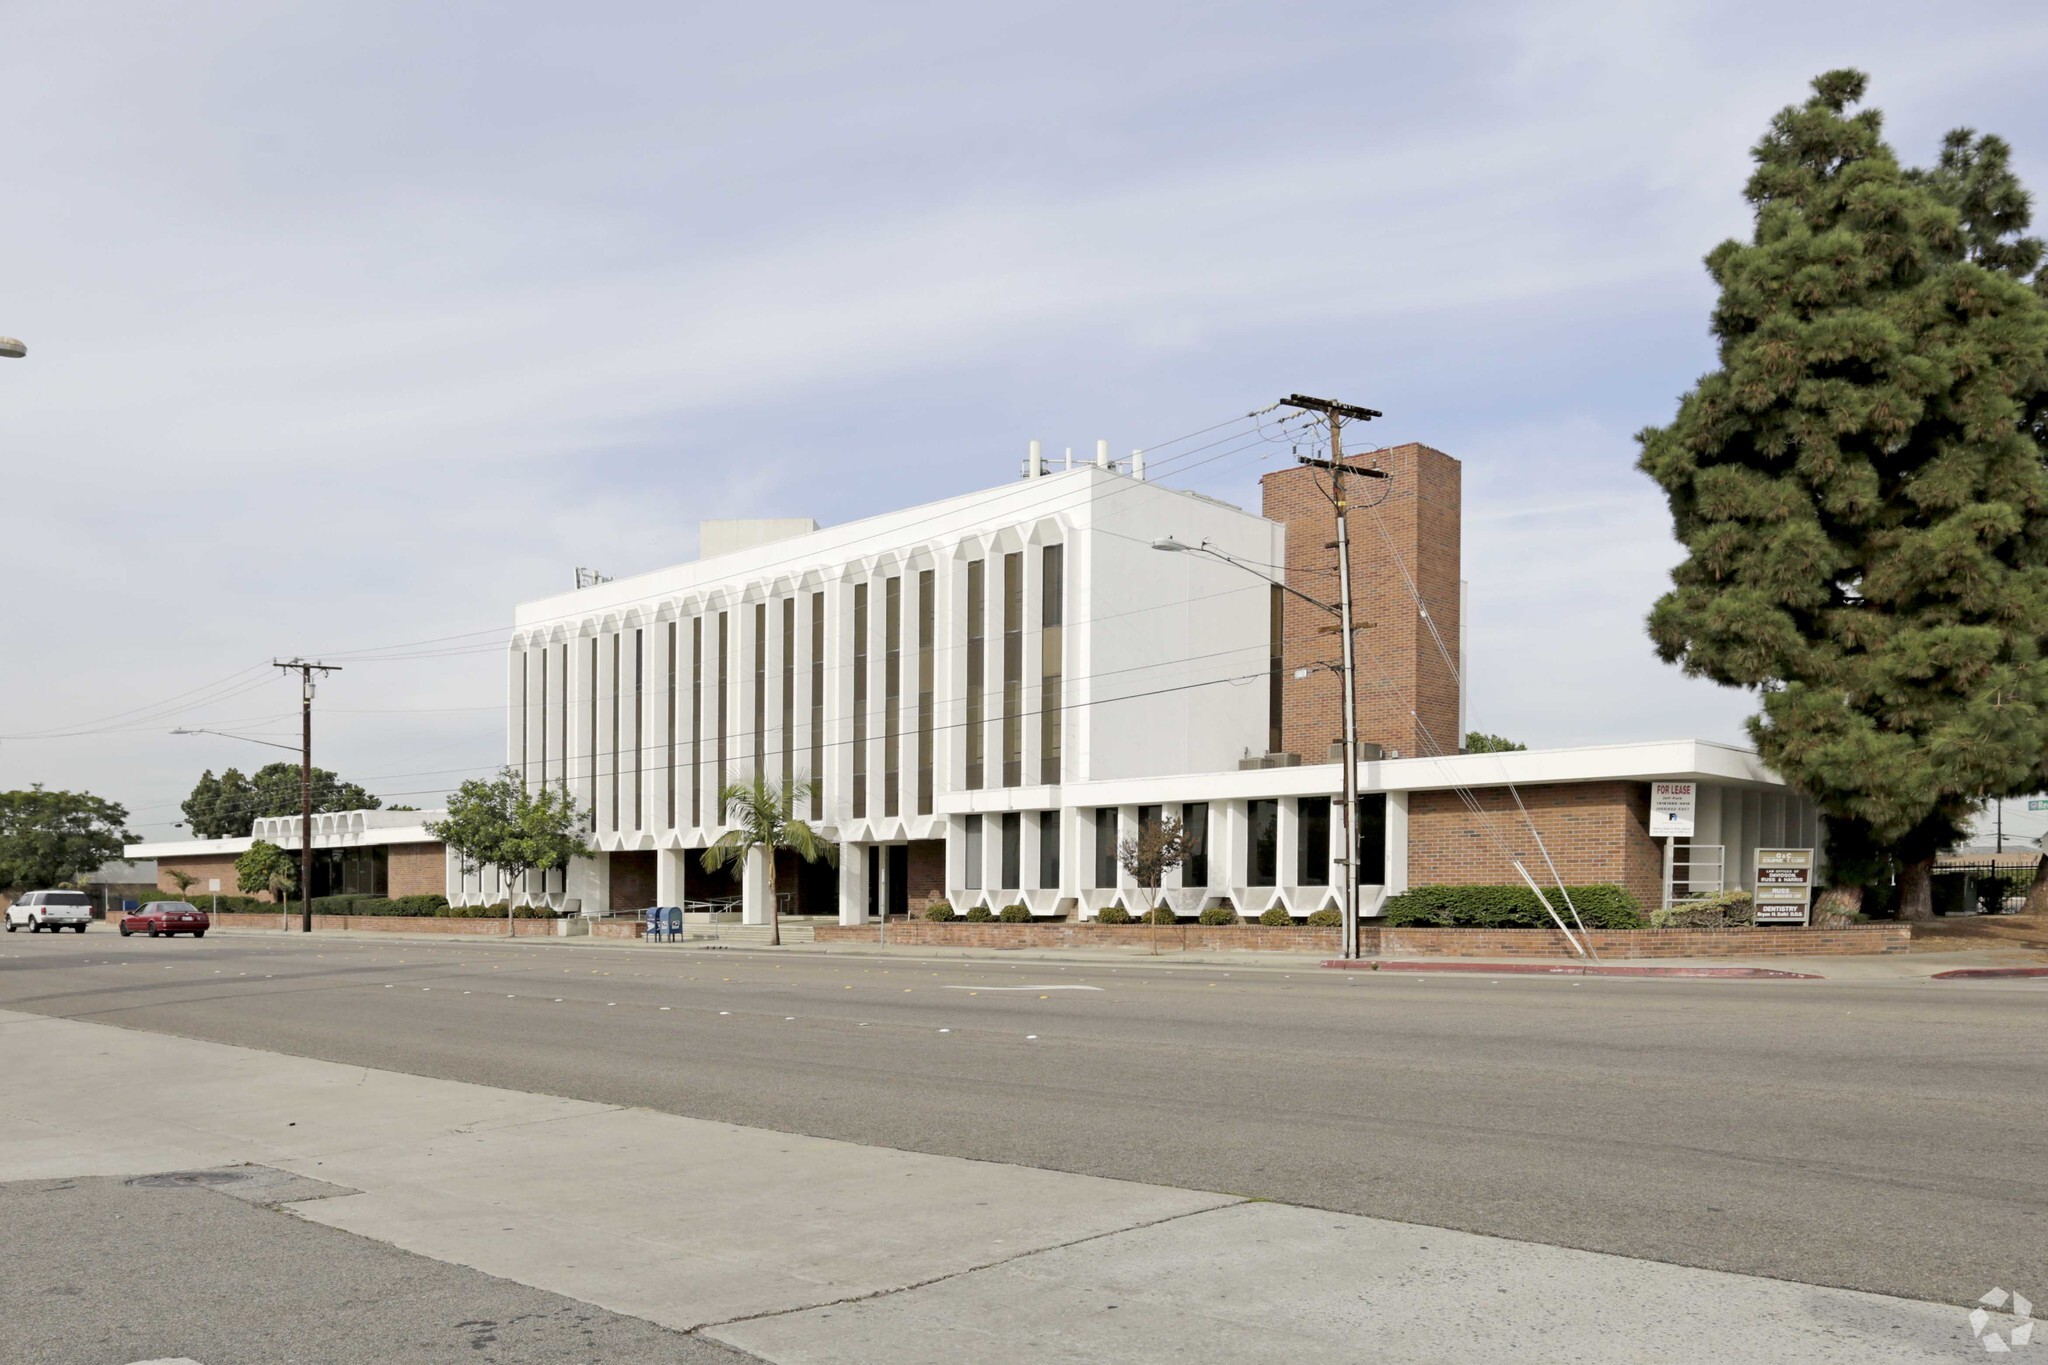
<box><xmin>1382</xmin><ymin>884</ymin><xmax>1643</xmax><ymax>929</ymax></box>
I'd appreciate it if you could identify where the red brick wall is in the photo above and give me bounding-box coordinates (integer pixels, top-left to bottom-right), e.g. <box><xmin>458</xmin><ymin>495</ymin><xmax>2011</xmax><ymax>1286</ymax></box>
<box><xmin>1407</xmin><ymin>781</ymin><xmax>1664</xmax><ymax>910</ymax></box>
<box><xmin>387</xmin><ymin>843</ymin><xmax>446</xmax><ymax>897</ymax></box>
<box><xmin>158</xmin><ymin>853</ymin><xmax>272</xmax><ymax>901</ymax></box>
<box><xmin>817</xmin><ymin>922</ymin><xmax>1341</xmax><ymax>953</ymax></box>
<box><xmin>1262</xmin><ymin>441</ymin><xmax>1461</xmax><ymax>761</ymax></box>
<box><xmin>1378</xmin><ymin>926</ymin><xmax>1908</xmax><ymax>958</ymax></box>
<box><xmin>906</xmin><ymin>839</ymin><xmax>946</xmax><ymax>906</ymax></box>
<box><xmin>609</xmin><ymin>851</ymin><xmax>657</xmax><ymax>910</ymax></box>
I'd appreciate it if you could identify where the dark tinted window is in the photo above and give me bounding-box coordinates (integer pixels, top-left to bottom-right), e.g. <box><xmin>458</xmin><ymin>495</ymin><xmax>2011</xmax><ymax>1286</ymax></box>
<box><xmin>1248</xmin><ymin>800</ymin><xmax>1278</xmax><ymax>887</ymax></box>
<box><xmin>44</xmin><ymin>892</ymin><xmax>91</xmax><ymax>906</ymax></box>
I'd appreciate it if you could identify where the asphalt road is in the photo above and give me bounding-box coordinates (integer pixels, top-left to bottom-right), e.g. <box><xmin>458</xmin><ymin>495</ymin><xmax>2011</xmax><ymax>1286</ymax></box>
<box><xmin>0</xmin><ymin>1171</ymin><xmax>756</xmax><ymax>1365</ymax></box>
<box><xmin>3</xmin><ymin>931</ymin><xmax>2042</xmax><ymax>1310</ymax></box>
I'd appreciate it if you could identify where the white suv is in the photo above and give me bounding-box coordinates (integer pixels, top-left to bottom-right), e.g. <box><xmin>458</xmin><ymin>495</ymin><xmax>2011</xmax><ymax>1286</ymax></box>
<box><xmin>6</xmin><ymin>890</ymin><xmax>94</xmax><ymax>933</ymax></box>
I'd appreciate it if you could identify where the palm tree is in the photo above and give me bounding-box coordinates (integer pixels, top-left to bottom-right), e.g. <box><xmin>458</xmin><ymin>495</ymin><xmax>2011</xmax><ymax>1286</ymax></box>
<box><xmin>702</xmin><ymin>775</ymin><xmax>836</xmax><ymax>947</ymax></box>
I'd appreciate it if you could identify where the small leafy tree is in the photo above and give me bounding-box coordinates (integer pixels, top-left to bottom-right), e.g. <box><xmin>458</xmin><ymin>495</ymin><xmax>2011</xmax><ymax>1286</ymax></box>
<box><xmin>0</xmin><ymin>786</ymin><xmax>135</xmax><ymax>892</ymax></box>
<box><xmin>1118</xmin><ymin>813</ymin><xmax>1191</xmax><ymax>954</ymax></box>
<box><xmin>427</xmin><ymin>768</ymin><xmax>591</xmax><ymax>935</ymax></box>
<box><xmin>166</xmin><ymin>869</ymin><xmax>198</xmax><ymax>894</ymax></box>
<box><xmin>1637</xmin><ymin>71</ymin><xmax>2048</xmax><ymax>919</ymax></box>
<box><xmin>1463</xmin><ymin>732</ymin><xmax>1526</xmax><ymax>754</ymax></box>
<box><xmin>702</xmin><ymin>775</ymin><xmax>835</xmax><ymax>947</ymax></box>
<box><xmin>236</xmin><ymin>840</ymin><xmax>298</xmax><ymax>924</ymax></box>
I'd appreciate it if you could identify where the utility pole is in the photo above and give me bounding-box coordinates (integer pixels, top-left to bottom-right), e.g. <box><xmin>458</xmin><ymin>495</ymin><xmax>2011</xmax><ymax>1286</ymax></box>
<box><xmin>274</xmin><ymin>658</ymin><xmax>341</xmax><ymax>933</ymax></box>
<box><xmin>1281</xmin><ymin>394</ymin><xmax>1384</xmax><ymax>960</ymax></box>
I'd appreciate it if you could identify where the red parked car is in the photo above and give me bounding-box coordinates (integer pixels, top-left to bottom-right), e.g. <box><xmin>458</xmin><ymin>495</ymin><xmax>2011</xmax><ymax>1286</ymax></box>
<box><xmin>120</xmin><ymin>902</ymin><xmax>210</xmax><ymax>938</ymax></box>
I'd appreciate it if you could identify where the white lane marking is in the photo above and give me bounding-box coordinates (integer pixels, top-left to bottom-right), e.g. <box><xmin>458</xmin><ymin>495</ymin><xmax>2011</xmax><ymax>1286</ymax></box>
<box><xmin>941</xmin><ymin>984</ymin><xmax>1102</xmax><ymax>992</ymax></box>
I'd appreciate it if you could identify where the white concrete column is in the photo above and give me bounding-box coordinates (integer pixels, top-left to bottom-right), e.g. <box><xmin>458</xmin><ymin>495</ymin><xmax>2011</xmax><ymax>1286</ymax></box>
<box><xmin>741</xmin><ymin>845</ymin><xmax>770</xmax><ymax>925</ymax></box>
<box><xmin>655</xmin><ymin>848</ymin><xmax>685</xmax><ymax>907</ymax></box>
<box><xmin>1385</xmin><ymin>791</ymin><xmax>1410</xmax><ymax>899</ymax></box>
<box><xmin>838</xmin><ymin>842</ymin><xmax>868</xmax><ymax>925</ymax></box>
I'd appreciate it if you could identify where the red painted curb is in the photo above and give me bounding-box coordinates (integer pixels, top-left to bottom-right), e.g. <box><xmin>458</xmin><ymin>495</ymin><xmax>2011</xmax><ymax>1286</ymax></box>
<box><xmin>1929</xmin><ymin>966</ymin><xmax>2048</xmax><ymax>980</ymax></box>
<box><xmin>1321</xmin><ymin>959</ymin><xmax>1822</xmax><ymax>980</ymax></box>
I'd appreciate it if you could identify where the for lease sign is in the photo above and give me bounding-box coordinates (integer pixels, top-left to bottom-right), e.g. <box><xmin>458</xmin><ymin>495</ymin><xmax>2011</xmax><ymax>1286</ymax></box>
<box><xmin>1650</xmin><ymin>781</ymin><xmax>1697</xmax><ymax>837</ymax></box>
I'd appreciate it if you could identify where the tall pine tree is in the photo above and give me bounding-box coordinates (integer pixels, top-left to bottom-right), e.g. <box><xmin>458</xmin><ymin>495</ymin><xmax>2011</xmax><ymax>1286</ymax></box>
<box><xmin>1638</xmin><ymin>71</ymin><xmax>2048</xmax><ymax>919</ymax></box>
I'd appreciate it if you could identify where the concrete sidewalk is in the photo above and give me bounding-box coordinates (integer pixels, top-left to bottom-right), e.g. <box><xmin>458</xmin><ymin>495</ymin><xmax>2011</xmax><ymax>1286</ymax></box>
<box><xmin>0</xmin><ymin>1006</ymin><xmax>2015</xmax><ymax>1362</ymax></box>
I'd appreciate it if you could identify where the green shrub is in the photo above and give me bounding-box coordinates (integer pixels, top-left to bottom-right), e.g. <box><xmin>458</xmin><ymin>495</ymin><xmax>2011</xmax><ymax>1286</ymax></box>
<box><xmin>923</xmin><ymin>901</ymin><xmax>958</xmax><ymax>922</ymax></box>
<box><xmin>1650</xmin><ymin>890</ymin><xmax>1755</xmax><ymax>929</ymax></box>
<box><xmin>392</xmin><ymin>893</ymin><xmax>451</xmax><ymax>915</ymax></box>
<box><xmin>999</xmin><ymin>904</ymin><xmax>1032</xmax><ymax>922</ymax></box>
<box><xmin>438</xmin><ymin>903</ymin><xmax>560</xmax><ymax>919</ymax></box>
<box><xmin>1382</xmin><ymin>884</ymin><xmax>1643</xmax><ymax>930</ymax></box>
<box><xmin>1143</xmin><ymin>905</ymin><xmax>1178</xmax><ymax>925</ymax></box>
<box><xmin>1258</xmin><ymin>905</ymin><xmax>1294</xmax><ymax>927</ymax></box>
<box><xmin>1306</xmin><ymin>908</ymin><xmax>1342</xmax><ymax>927</ymax></box>
<box><xmin>1197</xmin><ymin>906</ymin><xmax>1239</xmax><ymax>926</ymax></box>
<box><xmin>964</xmin><ymin>905</ymin><xmax>995</xmax><ymax>922</ymax></box>
<box><xmin>1095</xmin><ymin>903</ymin><xmax>1133</xmax><ymax>925</ymax></box>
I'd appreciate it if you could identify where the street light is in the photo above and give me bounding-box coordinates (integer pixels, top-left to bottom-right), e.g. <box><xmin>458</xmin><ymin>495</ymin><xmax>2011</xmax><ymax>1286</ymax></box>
<box><xmin>0</xmin><ymin>337</ymin><xmax>26</xmax><ymax>359</ymax></box>
<box><xmin>1153</xmin><ymin>534</ymin><xmax>1372</xmax><ymax>959</ymax></box>
<box><xmin>173</xmin><ymin>725</ymin><xmax>303</xmax><ymax>931</ymax></box>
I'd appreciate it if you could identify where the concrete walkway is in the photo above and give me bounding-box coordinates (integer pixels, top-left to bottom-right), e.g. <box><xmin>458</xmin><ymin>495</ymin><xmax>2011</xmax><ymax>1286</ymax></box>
<box><xmin>0</xmin><ymin>1005</ymin><xmax>2018</xmax><ymax>1362</ymax></box>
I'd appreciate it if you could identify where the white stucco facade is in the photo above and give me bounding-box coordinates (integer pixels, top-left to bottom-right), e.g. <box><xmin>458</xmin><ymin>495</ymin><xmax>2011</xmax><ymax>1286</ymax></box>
<box><xmin>494</xmin><ymin>465</ymin><xmax>1817</xmax><ymax>923</ymax></box>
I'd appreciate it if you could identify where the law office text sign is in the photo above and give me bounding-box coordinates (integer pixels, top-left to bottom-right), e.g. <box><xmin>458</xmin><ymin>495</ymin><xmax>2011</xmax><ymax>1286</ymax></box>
<box><xmin>1650</xmin><ymin>782</ymin><xmax>1697</xmax><ymax>837</ymax></box>
<box><xmin>1754</xmin><ymin>848</ymin><xmax>1814</xmax><ymax>926</ymax></box>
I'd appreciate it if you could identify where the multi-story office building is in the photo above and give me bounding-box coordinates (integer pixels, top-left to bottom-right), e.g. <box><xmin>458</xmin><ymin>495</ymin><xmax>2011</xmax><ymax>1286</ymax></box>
<box><xmin>495</xmin><ymin>441</ymin><xmax>1817</xmax><ymax>923</ymax></box>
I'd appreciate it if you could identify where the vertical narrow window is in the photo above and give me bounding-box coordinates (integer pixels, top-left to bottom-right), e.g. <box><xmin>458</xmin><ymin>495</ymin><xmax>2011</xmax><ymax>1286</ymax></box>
<box><xmin>1037</xmin><ymin>810</ymin><xmax>1060</xmax><ymax>889</ymax></box>
<box><xmin>716</xmin><ymin>613</ymin><xmax>729</xmax><ymax>797</ymax></box>
<box><xmin>963</xmin><ymin>814</ymin><xmax>983</xmax><ymax>890</ymax></box>
<box><xmin>609</xmin><ymin>634</ymin><xmax>620</xmax><ymax>832</ymax></box>
<box><xmin>690</xmin><ymin>619</ymin><xmax>703</xmax><ymax>827</ymax></box>
<box><xmin>1249</xmin><ymin>799</ymin><xmax>1279</xmax><ymax>887</ymax></box>
<box><xmin>884</xmin><ymin>576</ymin><xmax>901</xmax><ymax>817</ymax></box>
<box><xmin>1298</xmin><ymin>797</ymin><xmax>1329</xmax><ymax>886</ymax></box>
<box><xmin>588</xmin><ymin>638</ymin><xmax>598</xmax><ymax>816</ymax></box>
<box><xmin>810</xmin><ymin>591</ymin><xmax>824</xmax><ymax>819</ymax></box>
<box><xmin>752</xmin><ymin>602</ymin><xmax>766</xmax><ymax>780</ymax></box>
<box><xmin>965</xmin><ymin>560</ymin><xmax>985</xmax><ymax>789</ymax></box>
<box><xmin>1182</xmin><ymin>802</ymin><xmax>1209</xmax><ymax>887</ymax></box>
<box><xmin>1269</xmin><ymin>586</ymin><xmax>1284</xmax><ymax>756</ymax></box>
<box><xmin>666</xmin><ymin>622</ymin><xmax>677</xmax><ymax>829</ymax></box>
<box><xmin>852</xmin><ymin>583</ymin><xmax>869</xmax><ymax>819</ymax></box>
<box><xmin>917</xmin><ymin>569</ymin><xmax>934</xmax><ymax>815</ymax></box>
<box><xmin>538</xmin><ymin>650</ymin><xmax>547</xmax><ymax>784</ymax></box>
<box><xmin>633</xmin><ymin>629</ymin><xmax>644</xmax><ymax>830</ymax></box>
<box><xmin>1357</xmin><ymin>793</ymin><xmax>1388</xmax><ymax>885</ymax></box>
<box><xmin>558</xmin><ymin>643</ymin><xmax>568</xmax><ymax>791</ymax></box>
<box><xmin>1001</xmin><ymin>812</ymin><xmax>1021</xmax><ymax>889</ymax></box>
<box><xmin>780</xmin><ymin>598</ymin><xmax>795</xmax><ymax>793</ymax></box>
<box><xmin>519</xmin><ymin>652</ymin><xmax>529</xmax><ymax>781</ymax></box>
<box><xmin>1094</xmin><ymin>808</ymin><xmax>1118</xmax><ymax>889</ymax></box>
<box><xmin>1002</xmin><ymin>552</ymin><xmax>1022</xmax><ymax>787</ymax></box>
<box><xmin>1040</xmin><ymin>545</ymin><xmax>1063</xmax><ymax>783</ymax></box>
<box><xmin>1138</xmin><ymin>804</ymin><xmax>1161</xmax><ymax>844</ymax></box>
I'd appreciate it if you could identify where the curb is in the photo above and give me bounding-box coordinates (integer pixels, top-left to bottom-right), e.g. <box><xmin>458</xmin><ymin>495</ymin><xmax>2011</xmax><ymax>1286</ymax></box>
<box><xmin>1928</xmin><ymin>966</ymin><xmax>2048</xmax><ymax>980</ymax></box>
<box><xmin>1321</xmin><ymin>959</ymin><xmax>1823</xmax><ymax>980</ymax></box>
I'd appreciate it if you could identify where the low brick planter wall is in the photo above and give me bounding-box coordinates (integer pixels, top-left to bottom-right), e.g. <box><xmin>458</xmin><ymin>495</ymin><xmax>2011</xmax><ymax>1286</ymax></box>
<box><xmin>815</xmin><ymin>921</ymin><xmax>1908</xmax><ymax>957</ymax></box>
<box><xmin>816</xmin><ymin>922</ymin><xmax>1342</xmax><ymax>953</ymax></box>
<box><xmin>206</xmin><ymin>912</ymin><xmax>573</xmax><ymax>937</ymax></box>
<box><xmin>1373</xmin><ymin>925</ymin><xmax>1910</xmax><ymax>958</ymax></box>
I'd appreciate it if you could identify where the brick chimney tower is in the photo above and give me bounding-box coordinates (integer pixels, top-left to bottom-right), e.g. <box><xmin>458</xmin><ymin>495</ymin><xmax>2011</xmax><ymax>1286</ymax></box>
<box><xmin>1260</xmin><ymin>441</ymin><xmax>1462</xmax><ymax>761</ymax></box>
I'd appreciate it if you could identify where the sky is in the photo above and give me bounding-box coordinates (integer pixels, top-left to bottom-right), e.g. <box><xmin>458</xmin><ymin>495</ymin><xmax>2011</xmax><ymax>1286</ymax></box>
<box><xmin>4</xmin><ymin>1</ymin><xmax>2048</xmax><ymax>843</ymax></box>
